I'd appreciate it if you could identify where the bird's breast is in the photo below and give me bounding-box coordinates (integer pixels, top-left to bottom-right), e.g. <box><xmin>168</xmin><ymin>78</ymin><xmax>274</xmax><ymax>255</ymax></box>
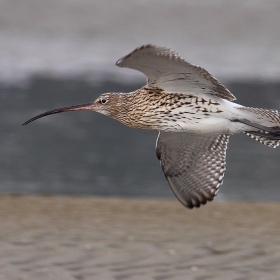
<box><xmin>114</xmin><ymin>89</ymin><xmax>231</xmax><ymax>133</ymax></box>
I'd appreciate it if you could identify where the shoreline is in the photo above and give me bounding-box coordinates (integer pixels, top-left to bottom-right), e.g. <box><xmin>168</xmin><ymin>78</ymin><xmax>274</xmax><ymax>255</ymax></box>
<box><xmin>0</xmin><ymin>195</ymin><xmax>280</xmax><ymax>279</ymax></box>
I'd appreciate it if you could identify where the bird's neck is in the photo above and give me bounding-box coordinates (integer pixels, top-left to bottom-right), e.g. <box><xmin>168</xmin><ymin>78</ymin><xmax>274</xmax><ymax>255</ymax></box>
<box><xmin>110</xmin><ymin>87</ymin><xmax>171</xmax><ymax>130</ymax></box>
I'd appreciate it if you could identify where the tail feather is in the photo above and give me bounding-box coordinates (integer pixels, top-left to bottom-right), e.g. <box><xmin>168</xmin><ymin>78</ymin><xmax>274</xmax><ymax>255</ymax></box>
<box><xmin>240</xmin><ymin>107</ymin><xmax>280</xmax><ymax>148</ymax></box>
<box><xmin>244</xmin><ymin>131</ymin><xmax>279</xmax><ymax>148</ymax></box>
<box><xmin>242</xmin><ymin>107</ymin><xmax>280</xmax><ymax>125</ymax></box>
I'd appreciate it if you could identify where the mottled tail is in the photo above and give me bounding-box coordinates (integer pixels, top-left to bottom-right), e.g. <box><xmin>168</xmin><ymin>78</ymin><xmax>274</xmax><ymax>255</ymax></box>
<box><xmin>239</xmin><ymin>107</ymin><xmax>280</xmax><ymax>148</ymax></box>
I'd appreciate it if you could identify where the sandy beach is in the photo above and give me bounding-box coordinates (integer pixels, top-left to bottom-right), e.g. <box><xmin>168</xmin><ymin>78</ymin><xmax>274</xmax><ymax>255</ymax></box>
<box><xmin>0</xmin><ymin>195</ymin><xmax>279</xmax><ymax>280</ymax></box>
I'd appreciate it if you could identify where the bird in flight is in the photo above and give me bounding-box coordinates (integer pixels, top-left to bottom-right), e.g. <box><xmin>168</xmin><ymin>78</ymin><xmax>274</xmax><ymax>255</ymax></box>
<box><xmin>23</xmin><ymin>45</ymin><xmax>280</xmax><ymax>209</ymax></box>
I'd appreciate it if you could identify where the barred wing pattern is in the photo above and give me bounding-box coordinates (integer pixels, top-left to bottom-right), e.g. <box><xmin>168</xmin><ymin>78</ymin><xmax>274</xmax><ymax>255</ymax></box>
<box><xmin>116</xmin><ymin>44</ymin><xmax>236</xmax><ymax>101</ymax></box>
<box><xmin>156</xmin><ymin>132</ymin><xmax>230</xmax><ymax>208</ymax></box>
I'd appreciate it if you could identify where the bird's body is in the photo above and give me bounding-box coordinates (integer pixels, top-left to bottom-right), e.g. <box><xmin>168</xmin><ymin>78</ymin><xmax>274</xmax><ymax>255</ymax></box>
<box><xmin>23</xmin><ymin>45</ymin><xmax>280</xmax><ymax>209</ymax></box>
<box><xmin>101</xmin><ymin>86</ymin><xmax>247</xmax><ymax>134</ymax></box>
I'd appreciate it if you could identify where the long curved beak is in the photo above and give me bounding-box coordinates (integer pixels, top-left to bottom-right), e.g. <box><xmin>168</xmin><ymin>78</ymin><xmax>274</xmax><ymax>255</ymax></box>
<box><xmin>22</xmin><ymin>102</ymin><xmax>95</xmax><ymax>126</ymax></box>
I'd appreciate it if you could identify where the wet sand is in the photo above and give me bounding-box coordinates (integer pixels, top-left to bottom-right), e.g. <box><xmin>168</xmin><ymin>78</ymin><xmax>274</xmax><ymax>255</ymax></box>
<box><xmin>0</xmin><ymin>195</ymin><xmax>279</xmax><ymax>280</ymax></box>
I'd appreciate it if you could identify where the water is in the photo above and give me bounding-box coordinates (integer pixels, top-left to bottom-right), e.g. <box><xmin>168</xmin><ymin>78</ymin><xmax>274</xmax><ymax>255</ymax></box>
<box><xmin>1</xmin><ymin>78</ymin><xmax>280</xmax><ymax>201</ymax></box>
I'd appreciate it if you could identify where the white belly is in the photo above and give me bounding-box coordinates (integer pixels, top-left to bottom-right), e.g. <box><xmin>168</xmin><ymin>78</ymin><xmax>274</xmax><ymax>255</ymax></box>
<box><xmin>164</xmin><ymin>117</ymin><xmax>250</xmax><ymax>134</ymax></box>
<box><xmin>156</xmin><ymin>99</ymin><xmax>249</xmax><ymax>134</ymax></box>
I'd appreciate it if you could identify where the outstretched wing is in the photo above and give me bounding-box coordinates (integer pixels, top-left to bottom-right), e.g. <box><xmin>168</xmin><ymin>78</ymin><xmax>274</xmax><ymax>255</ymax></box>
<box><xmin>156</xmin><ymin>132</ymin><xmax>229</xmax><ymax>208</ymax></box>
<box><xmin>116</xmin><ymin>45</ymin><xmax>236</xmax><ymax>101</ymax></box>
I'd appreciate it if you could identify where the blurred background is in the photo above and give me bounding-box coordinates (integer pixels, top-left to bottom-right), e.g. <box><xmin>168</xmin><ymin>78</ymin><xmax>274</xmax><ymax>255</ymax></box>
<box><xmin>1</xmin><ymin>0</ymin><xmax>280</xmax><ymax>201</ymax></box>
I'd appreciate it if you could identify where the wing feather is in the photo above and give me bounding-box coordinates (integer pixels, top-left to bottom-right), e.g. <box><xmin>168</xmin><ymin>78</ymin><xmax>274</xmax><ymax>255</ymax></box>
<box><xmin>156</xmin><ymin>132</ymin><xmax>230</xmax><ymax>208</ymax></box>
<box><xmin>116</xmin><ymin>45</ymin><xmax>236</xmax><ymax>101</ymax></box>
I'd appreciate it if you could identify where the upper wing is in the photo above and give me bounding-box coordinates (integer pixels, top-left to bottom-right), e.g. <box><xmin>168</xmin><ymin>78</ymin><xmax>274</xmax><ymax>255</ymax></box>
<box><xmin>116</xmin><ymin>45</ymin><xmax>236</xmax><ymax>101</ymax></box>
<box><xmin>156</xmin><ymin>132</ymin><xmax>230</xmax><ymax>208</ymax></box>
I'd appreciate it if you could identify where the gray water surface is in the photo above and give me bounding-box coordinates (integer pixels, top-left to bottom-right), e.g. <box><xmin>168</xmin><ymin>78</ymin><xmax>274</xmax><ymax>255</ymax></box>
<box><xmin>2</xmin><ymin>78</ymin><xmax>280</xmax><ymax>201</ymax></box>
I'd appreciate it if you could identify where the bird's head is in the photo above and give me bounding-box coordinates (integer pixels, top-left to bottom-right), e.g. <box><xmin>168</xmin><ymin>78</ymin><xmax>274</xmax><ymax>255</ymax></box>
<box><xmin>22</xmin><ymin>92</ymin><xmax>123</xmax><ymax>126</ymax></box>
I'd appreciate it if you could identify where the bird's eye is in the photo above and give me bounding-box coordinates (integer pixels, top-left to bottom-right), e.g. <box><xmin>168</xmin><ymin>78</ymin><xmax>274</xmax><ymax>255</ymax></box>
<box><xmin>100</xmin><ymin>98</ymin><xmax>107</xmax><ymax>104</ymax></box>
